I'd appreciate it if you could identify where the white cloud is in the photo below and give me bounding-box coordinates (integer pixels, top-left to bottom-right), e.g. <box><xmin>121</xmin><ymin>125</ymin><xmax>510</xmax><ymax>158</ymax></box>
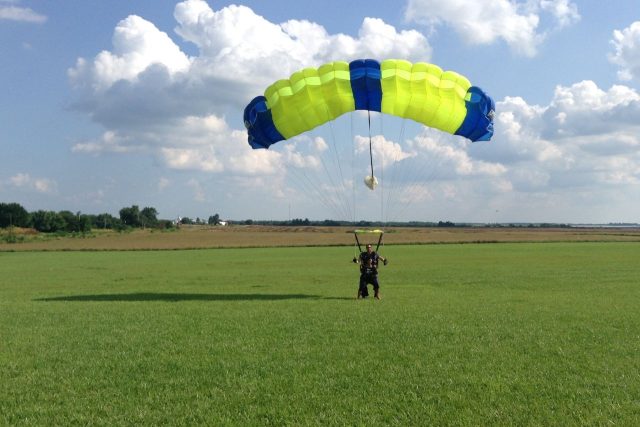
<box><xmin>73</xmin><ymin>114</ymin><xmax>282</xmax><ymax>174</ymax></box>
<box><xmin>161</xmin><ymin>147</ymin><xmax>223</xmax><ymax>172</ymax></box>
<box><xmin>544</xmin><ymin>80</ymin><xmax>640</xmax><ymax>139</ymax></box>
<box><xmin>409</xmin><ymin>131</ymin><xmax>506</xmax><ymax>177</ymax></box>
<box><xmin>355</xmin><ymin>134</ymin><xmax>414</xmax><ymax>168</ymax></box>
<box><xmin>473</xmin><ymin>81</ymin><xmax>640</xmax><ymax>196</ymax></box>
<box><xmin>480</xmin><ymin>96</ymin><xmax>567</xmax><ymax>166</ymax></box>
<box><xmin>70</xmin><ymin>0</ymin><xmax>432</xmax><ymax>120</ymax></box>
<box><xmin>173</xmin><ymin>1</ymin><xmax>431</xmax><ymax>79</ymax></box>
<box><xmin>69</xmin><ymin>15</ymin><xmax>190</xmax><ymax>92</ymax></box>
<box><xmin>281</xmin><ymin>144</ymin><xmax>322</xmax><ymax>170</ymax></box>
<box><xmin>68</xmin><ymin>0</ymin><xmax>433</xmax><ymax>181</ymax></box>
<box><xmin>609</xmin><ymin>21</ymin><xmax>640</xmax><ymax>81</ymax></box>
<box><xmin>0</xmin><ymin>2</ymin><xmax>46</xmax><ymax>23</ymax></box>
<box><xmin>539</xmin><ymin>0</ymin><xmax>580</xmax><ymax>28</ymax></box>
<box><xmin>7</xmin><ymin>173</ymin><xmax>57</xmax><ymax>194</ymax></box>
<box><xmin>71</xmin><ymin>131</ymin><xmax>138</xmax><ymax>154</ymax></box>
<box><xmin>405</xmin><ymin>0</ymin><xmax>579</xmax><ymax>57</ymax></box>
<box><xmin>313</xmin><ymin>137</ymin><xmax>328</xmax><ymax>153</ymax></box>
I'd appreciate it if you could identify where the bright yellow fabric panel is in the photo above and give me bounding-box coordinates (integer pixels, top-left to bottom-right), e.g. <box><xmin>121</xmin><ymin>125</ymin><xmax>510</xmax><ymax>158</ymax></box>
<box><xmin>265</xmin><ymin>61</ymin><xmax>355</xmax><ymax>138</ymax></box>
<box><xmin>380</xmin><ymin>59</ymin><xmax>471</xmax><ymax>134</ymax></box>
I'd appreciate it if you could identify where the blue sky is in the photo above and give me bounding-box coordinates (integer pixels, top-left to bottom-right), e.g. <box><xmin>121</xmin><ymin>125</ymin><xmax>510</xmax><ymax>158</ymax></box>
<box><xmin>2</xmin><ymin>0</ymin><xmax>640</xmax><ymax>223</ymax></box>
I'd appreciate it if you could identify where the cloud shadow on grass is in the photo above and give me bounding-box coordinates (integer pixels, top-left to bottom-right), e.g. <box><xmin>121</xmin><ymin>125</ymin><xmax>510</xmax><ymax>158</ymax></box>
<box><xmin>35</xmin><ymin>292</ymin><xmax>322</xmax><ymax>302</ymax></box>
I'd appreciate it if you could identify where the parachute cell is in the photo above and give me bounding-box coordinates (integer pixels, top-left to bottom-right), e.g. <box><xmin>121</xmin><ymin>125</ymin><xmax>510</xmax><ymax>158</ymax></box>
<box><xmin>244</xmin><ymin>58</ymin><xmax>495</xmax><ymax>149</ymax></box>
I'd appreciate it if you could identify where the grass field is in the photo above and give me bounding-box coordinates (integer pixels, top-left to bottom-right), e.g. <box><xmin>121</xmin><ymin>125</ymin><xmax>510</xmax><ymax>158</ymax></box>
<box><xmin>2</xmin><ymin>242</ymin><xmax>640</xmax><ymax>425</ymax></box>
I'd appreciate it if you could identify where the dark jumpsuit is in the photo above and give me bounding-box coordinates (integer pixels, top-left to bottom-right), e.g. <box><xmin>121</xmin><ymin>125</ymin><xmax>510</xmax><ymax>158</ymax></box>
<box><xmin>358</xmin><ymin>251</ymin><xmax>380</xmax><ymax>297</ymax></box>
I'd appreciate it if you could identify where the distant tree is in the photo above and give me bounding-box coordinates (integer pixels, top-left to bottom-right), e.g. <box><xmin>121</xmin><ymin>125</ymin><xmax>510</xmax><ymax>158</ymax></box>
<box><xmin>92</xmin><ymin>213</ymin><xmax>119</xmax><ymax>229</ymax></box>
<box><xmin>140</xmin><ymin>207</ymin><xmax>158</xmax><ymax>228</ymax></box>
<box><xmin>119</xmin><ymin>205</ymin><xmax>141</xmax><ymax>227</ymax></box>
<box><xmin>290</xmin><ymin>218</ymin><xmax>310</xmax><ymax>225</ymax></box>
<box><xmin>437</xmin><ymin>221</ymin><xmax>456</xmax><ymax>227</ymax></box>
<box><xmin>31</xmin><ymin>210</ymin><xmax>65</xmax><ymax>232</ymax></box>
<box><xmin>0</xmin><ymin>202</ymin><xmax>30</xmax><ymax>228</ymax></box>
<box><xmin>180</xmin><ymin>217</ymin><xmax>193</xmax><ymax>225</ymax></box>
<box><xmin>76</xmin><ymin>214</ymin><xmax>92</xmax><ymax>233</ymax></box>
<box><xmin>208</xmin><ymin>214</ymin><xmax>220</xmax><ymax>225</ymax></box>
<box><xmin>244</xmin><ymin>219</ymin><xmax>253</xmax><ymax>225</ymax></box>
<box><xmin>58</xmin><ymin>210</ymin><xmax>92</xmax><ymax>233</ymax></box>
<box><xmin>58</xmin><ymin>210</ymin><xmax>75</xmax><ymax>231</ymax></box>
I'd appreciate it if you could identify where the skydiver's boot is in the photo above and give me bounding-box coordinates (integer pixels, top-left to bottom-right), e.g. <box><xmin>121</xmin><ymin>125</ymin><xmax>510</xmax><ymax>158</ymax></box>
<box><xmin>374</xmin><ymin>289</ymin><xmax>381</xmax><ymax>300</ymax></box>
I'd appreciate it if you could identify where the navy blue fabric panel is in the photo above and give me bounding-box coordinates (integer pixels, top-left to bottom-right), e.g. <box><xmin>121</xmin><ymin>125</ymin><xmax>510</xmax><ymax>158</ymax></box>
<box><xmin>243</xmin><ymin>96</ymin><xmax>285</xmax><ymax>149</ymax></box>
<box><xmin>349</xmin><ymin>59</ymin><xmax>382</xmax><ymax>112</ymax></box>
<box><xmin>455</xmin><ymin>87</ymin><xmax>495</xmax><ymax>142</ymax></box>
<box><xmin>455</xmin><ymin>107</ymin><xmax>481</xmax><ymax>140</ymax></box>
<box><xmin>349</xmin><ymin>60</ymin><xmax>369</xmax><ymax>110</ymax></box>
<box><xmin>363</xmin><ymin>59</ymin><xmax>382</xmax><ymax>112</ymax></box>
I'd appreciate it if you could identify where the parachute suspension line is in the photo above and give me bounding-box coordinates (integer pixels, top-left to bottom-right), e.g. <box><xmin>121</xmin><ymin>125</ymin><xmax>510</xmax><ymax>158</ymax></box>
<box><xmin>325</xmin><ymin>107</ymin><xmax>354</xmax><ymax>220</ymax></box>
<box><xmin>364</xmin><ymin>110</ymin><xmax>379</xmax><ymax>191</ymax></box>
<box><xmin>285</xmin><ymin>162</ymin><xmax>346</xmax><ymax>221</ymax></box>
<box><xmin>383</xmin><ymin>118</ymin><xmax>407</xmax><ymax>223</ymax></box>
<box><xmin>282</xmin><ymin>124</ymin><xmax>352</xmax><ymax>221</ymax></box>
<box><xmin>387</xmin><ymin>139</ymin><xmax>450</xmax><ymax>223</ymax></box>
<box><xmin>382</xmin><ymin>120</ymin><xmax>448</xmax><ymax>222</ymax></box>
<box><xmin>351</xmin><ymin>112</ymin><xmax>357</xmax><ymax>225</ymax></box>
<box><xmin>386</xmin><ymin>151</ymin><xmax>435</xmax><ymax>223</ymax></box>
<box><xmin>286</xmin><ymin>169</ymin><xmax>340</xmax><ymax>220</ymax></box>
<box><xmin>378</xmin><ymin>113</ymin><xmax>385</xmax><ymax>223</ymax></box>
<box><xmin>304</xmin><ymin>122</ymin><xmax>351</xmax><ymax>221</ymax></box>
<box><xmin>388</xmin><ymin>160</ymin><xmax>443</xmax><ymax>223</ymax></box>
<box><xmin>316</xmin><ymin>149</ymin><xmax>352</xmax><ymax>221</ymax></box>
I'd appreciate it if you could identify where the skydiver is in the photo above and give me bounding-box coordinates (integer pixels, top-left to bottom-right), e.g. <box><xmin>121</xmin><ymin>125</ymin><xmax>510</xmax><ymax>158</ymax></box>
<box><xmin>353</xmin><ymin>244</ymin><xmax>387</xmax><ymax>299</ymax></box>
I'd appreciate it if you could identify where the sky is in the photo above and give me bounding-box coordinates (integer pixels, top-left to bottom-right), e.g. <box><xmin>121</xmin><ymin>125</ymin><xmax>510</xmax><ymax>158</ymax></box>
<box><xmin>1</xmin><ymin>0</ymin><xmax>640</xmax><ymax>223</ymax></box>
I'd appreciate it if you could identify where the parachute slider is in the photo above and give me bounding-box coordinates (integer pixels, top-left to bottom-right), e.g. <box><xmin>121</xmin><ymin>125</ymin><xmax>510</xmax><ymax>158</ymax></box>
<box><xmin>364</xmin><ymin>175</ymin><xmax>378</xmax><ymax>190</ymax></box>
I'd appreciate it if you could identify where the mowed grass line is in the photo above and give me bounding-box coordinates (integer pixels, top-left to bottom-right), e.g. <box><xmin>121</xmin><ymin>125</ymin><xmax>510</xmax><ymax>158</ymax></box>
<box><xmin>1</xmin><ymin>243</ymin><xmax>640</xmax><ymax>425</ymax></box>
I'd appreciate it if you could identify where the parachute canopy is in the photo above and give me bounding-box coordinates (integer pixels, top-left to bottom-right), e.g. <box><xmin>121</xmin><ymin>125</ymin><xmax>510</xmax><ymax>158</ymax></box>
<box><xmin>244</xmin><ymin>58</ymin><xmax>495</xmax><ymax>149</ymax></box>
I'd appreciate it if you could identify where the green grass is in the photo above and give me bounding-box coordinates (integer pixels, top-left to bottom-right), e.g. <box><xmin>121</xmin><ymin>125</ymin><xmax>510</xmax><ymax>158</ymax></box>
<box><xmin>2</xmin><ymin>243</ymin><xmax>640</xmax><ymax>425</ymax></box>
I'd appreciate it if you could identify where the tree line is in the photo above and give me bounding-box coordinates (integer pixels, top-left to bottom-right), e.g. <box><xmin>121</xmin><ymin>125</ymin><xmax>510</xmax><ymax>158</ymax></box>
<box><xmin>0</xmin><ymin>202</ymin><xmax>164</xmax><ymax>233</ymax></box>
<box><xmin>0</xmin><ymin>202</ymin><xmax>168</xmax><ymax>233</ymax></box>
<box><xmin>2</xmin><ymin>201</ymin><xmax>579</xmax><ymax>233</ymax></box>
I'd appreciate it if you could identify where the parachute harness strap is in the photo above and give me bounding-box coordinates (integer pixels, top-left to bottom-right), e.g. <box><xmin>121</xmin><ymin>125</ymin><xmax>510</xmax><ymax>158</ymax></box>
<box><xmin>353</xmin><ymin>231</ymin><xmax>363</xmax><ymax>258</ymax></box>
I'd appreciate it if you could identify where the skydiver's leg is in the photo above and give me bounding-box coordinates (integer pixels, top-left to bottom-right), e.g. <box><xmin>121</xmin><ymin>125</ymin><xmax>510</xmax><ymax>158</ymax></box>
<box><xmin>359</xmin><ymin>274</ymin><xmax>369</xmax><ymax>298</ymax></box>
<box><xmin>372</xmin><ymin>275</ymin><xmax>380</xmax><ymax>299</ymax></box>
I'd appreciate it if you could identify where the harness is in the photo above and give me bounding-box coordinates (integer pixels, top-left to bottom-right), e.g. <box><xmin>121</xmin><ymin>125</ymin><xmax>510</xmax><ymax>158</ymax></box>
<box><xmin>360</xmin><ymin>252</ymin><xmax>379</xmax><ymax>275</ymax></box>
